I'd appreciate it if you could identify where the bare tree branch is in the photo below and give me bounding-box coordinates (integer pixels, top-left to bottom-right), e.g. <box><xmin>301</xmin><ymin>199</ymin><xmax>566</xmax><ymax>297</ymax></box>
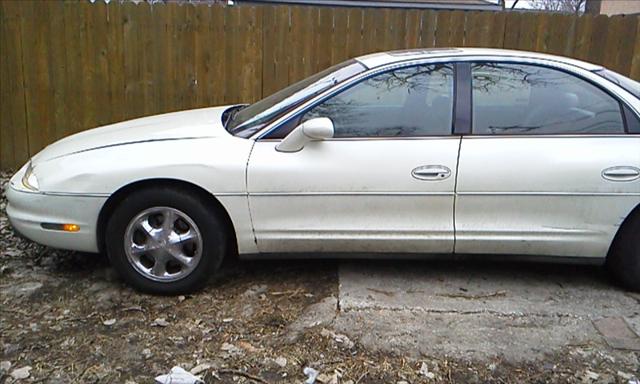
<box><xmin>530</xmin><ymin>0</ymin><xmax>585</xmax><ymax>14</ymax></box>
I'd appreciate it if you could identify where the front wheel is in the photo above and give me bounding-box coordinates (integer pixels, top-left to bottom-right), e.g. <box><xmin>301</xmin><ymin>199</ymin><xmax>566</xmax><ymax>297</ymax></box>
<box><xmin>105</xmin><ymin>187</ymin><xmax>226</xmax><ymax>294</ymax></box>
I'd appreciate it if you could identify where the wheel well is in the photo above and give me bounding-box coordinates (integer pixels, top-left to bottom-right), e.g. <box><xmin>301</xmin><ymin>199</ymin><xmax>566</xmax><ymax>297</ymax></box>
<box><xmin>96</xmin><ymin>179</ymin><xmax>238</xmax><ymax>257</ymax></box>
<box><xmin>608</xmin><ymin>202</ymin><xmax>640</xmax><ymax>257</ymax></box>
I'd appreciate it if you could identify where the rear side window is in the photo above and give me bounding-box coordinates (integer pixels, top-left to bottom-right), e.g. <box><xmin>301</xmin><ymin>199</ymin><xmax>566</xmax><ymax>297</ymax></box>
<box><xmin>301</xmin><ymin>64</ymin><xmax>455</xmax><ymax>138</ymax></box>
<box><xmin>471</xmin><ymin>63</ymin><xmax>625</xmax><ymax>135</ymax></box>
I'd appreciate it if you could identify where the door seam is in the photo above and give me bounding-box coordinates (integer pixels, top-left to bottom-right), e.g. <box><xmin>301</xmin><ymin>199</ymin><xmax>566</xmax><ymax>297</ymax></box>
<box><xmin>452</xmin><ymin>136</ymin><xmax>463</xmax><ymax>253</ymax></box>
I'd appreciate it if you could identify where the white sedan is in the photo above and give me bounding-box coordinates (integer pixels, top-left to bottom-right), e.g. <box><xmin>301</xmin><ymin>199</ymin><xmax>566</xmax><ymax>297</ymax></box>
<box><xmin>6</xmin><ymin>48</ymin><xmax>640</xmax><ymax>294</ymax></box>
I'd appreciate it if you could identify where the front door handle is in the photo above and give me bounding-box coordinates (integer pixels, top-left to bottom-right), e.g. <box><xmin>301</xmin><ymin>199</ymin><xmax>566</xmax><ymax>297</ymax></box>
<box><xmin>602</xmin><ymin>166</ymin><xmax>640</xmax><ymax>182</ymax></box>
<box><xmin>412</xmin><ymin>165</ymin><xmax>451</xmax><ymax>181</ymax></box>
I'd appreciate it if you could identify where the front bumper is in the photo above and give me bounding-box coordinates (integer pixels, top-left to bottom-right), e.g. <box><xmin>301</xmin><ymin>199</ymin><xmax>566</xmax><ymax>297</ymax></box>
<box><xmin>6</xmin><ymin>171</ymin><xmax>107</xmax><ymax>253</ymax></box>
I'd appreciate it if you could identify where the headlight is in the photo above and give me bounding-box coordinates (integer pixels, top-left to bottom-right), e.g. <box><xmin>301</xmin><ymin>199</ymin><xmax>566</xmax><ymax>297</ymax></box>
<box><xmin>22</xmin><ymin>162</ymin><xmax>39</xmax><ymax>191</ymax></box>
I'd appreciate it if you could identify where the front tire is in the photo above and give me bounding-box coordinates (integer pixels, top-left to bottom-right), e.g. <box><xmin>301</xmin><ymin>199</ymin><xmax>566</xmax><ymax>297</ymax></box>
<box><xmin>607</xmin><ymin>209</ymin><xmax>640</xmax><ymax>292</ymax></box>
<box><xmin>105</xmin><ymin>187</ymin><xmax>226</xmax><ymax>294</ymax></box>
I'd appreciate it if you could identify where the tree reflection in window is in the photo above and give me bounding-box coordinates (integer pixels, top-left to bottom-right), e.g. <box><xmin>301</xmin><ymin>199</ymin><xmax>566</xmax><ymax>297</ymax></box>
<box><xmin>302</xmin><ymin>64</ymin><xmax>454</xmax><ymax>138</ymax></box>
<box><xmin>471</xmin><ymin>63</ymin><xmax>624</xmax><ymax>135</ymax></box>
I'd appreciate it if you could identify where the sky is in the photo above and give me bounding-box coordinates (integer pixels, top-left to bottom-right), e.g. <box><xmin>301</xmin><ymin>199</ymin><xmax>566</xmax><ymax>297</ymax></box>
<box><xmin>504</xmin><ymin>0</ymin><xmax>535</xmax><ymax>9</ymax></box>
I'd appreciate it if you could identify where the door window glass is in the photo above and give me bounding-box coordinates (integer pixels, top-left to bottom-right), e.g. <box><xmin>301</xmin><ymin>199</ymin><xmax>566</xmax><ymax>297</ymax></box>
<box><xmin>472</xmin><ymin>63</ymin><xmax>625</xmax><ymax>135</ymax></box>
<box><xmin>301</xmin><ymin>64</ymin><xmax>454</xmax><ymax>137</ymax></box>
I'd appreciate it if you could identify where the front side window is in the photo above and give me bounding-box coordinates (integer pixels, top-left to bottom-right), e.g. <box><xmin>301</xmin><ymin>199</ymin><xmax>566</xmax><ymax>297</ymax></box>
<box><xmin>472</xmin><ymin>63</ymin><xmax>625</xmax><ymax>135</ymax></box>
<box><xmin>299</xmin><ymin>64</ymin><xmax>454</xmax><ymax>138</ymax></box>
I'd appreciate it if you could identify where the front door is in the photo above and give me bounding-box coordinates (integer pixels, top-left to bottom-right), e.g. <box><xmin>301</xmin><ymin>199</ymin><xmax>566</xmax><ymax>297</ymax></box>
<box><xmin>247</xmin><ymin>63</ymin><xmax>460</xmax><ymax>254</ymax></box>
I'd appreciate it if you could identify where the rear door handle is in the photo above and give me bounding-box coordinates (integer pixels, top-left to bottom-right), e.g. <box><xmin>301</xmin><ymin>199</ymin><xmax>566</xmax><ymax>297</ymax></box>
<box><xmin>412</xmin><ymin>165</ymin><xmax>451</xmax><ymax>181</ymax></box>
<box><xmin>602</xmin><ymin>166</ymin><xmax>640</xmax><ymax>182</ymax></box>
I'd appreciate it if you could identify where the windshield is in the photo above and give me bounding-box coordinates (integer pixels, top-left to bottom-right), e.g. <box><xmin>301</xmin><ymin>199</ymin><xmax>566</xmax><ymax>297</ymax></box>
<box><xmin>596</xmin><ymin>69</ymin><xmax>640</xmax><ymax>99</ymax></box>
<box><xmin>226</xmin><ymin>60</ymin><xmax>366</xmax><ymax>138</ymax></box>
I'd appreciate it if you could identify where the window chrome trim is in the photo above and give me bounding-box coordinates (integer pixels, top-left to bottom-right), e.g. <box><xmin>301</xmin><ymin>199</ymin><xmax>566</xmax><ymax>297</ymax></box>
<box><xmin>251</xmin><ymin>55</ymin><xmax>640</xmax><ymax>141</ymax></box>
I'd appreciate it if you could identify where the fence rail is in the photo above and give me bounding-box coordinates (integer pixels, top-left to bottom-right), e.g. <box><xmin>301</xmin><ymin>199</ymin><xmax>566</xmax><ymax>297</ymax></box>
<box><xmin>1</xmin><ymin>0</ymin><xmax>639</xmax><ymax>169</ymax></box>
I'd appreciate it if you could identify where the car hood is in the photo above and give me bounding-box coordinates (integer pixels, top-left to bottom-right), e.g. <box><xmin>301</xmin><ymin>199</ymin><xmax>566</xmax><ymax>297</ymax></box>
<box><xmin>33</xmin><ymin>106</ymin><xmax>234</xmax><ymax>163</ymax></box>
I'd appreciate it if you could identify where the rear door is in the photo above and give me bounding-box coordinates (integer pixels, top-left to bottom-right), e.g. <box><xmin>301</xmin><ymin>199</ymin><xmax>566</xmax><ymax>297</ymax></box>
<box><xmin>455</xmin><ymin>62</ymin><xmax>640</xmax><ymax>258</ymax></box>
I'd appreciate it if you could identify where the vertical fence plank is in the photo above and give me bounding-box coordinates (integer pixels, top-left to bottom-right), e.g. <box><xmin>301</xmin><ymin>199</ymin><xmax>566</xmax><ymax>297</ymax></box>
<box><xmin>630</xmin><ymin>18</ymin><xmax>640</xmax><ymax>80</ymax></box>
<box><xmin>290</xmin><ymin>6</ymin><xmax>306</xmax><ymax>84</ymax></box>
<box><xmin>0</xmin><ymin>1</ymin><xmax>29</xmax><ymax>169</ymax></box>
<box><xmin>405</xmin><ymin>9</ymin><xmax>420</xmax><ymax>48</ymax></box>
<box><xmin>316</xmin><ymin>7</ymin><xmax>333</xmax><ymax>70</ymax></box>
<box><xmin>589</xmin><ymin>15</ymin><xmax>609</xmax><ymax>67</ymax></box>
<box><xmin>45</xmin><ymin>1</ymin><xmax>68</xmax><ymax>141</ymax></box>
<box><xmin>332</xmin><ymin>8</ymin><xmax>348</xmax><ymax>64</ymax></box>
<box><xmin>346</xmin><ymin>8</ymin><xmax>364</xmax><ymax>58</ymax></box>
<box><xmin>20</xmin><ymin>1</ymin><xmax>54</xmax><ymax>155</ymax></box>
<box><xmin>434</xmin><ymin>10</ymin><xmax>450</xmax><ymax>47</ymax></box>
<box><xmin>607</xmin><ymin>15</ymin><xmax>637</xmax><ymax>76</ymax></box>
<box><xmin>573</xmin><ymin>13</ymin><xmax>593</xmax><ymax>61</ymax></box>
<box><xmin>420</xmin><ymin>10</ymin><xmax>437</xmax><ymax>48</ymax></box>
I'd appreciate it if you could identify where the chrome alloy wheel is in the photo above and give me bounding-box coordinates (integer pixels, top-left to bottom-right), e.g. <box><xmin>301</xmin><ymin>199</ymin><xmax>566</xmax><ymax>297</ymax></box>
<box><xmin>124</xmin><ymin>207</ymin><xmax>203</xmax><ymax>282</ymax></box>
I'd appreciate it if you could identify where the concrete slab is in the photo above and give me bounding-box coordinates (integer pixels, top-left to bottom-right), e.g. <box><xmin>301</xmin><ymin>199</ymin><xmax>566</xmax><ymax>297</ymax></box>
<box><xmin>339</xmin><ymin>261</ymin><xmax>639</xmax><ymax>318</ymax></box>
<box><xmin>333</xmin><ymin>310</ymin><xmax>600</xmax><ymax>361</ymax></box>
<box><xmin>336</xmin><ymin>260</ymin><xmax>640</xmax><ymax>361</ymax></box>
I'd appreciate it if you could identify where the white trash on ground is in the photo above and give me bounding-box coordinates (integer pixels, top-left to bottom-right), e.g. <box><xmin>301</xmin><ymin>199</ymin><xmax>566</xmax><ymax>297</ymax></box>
<box><xmin>154</xmin><ymin>366</ymin><xmax>203</xmax><ymax>384</ymax></box>
<box><xmin>303</xmin><ymin>367</ymin><xmax>319</xmax><ymax>384</ymax></box>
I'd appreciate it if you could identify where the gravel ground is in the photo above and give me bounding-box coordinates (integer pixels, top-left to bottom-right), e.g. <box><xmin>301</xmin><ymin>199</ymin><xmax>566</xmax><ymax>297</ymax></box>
<box><xmin>1</xmin><ymin>170</ymin><xmax>639</xmax><ymax>383</ymax></box>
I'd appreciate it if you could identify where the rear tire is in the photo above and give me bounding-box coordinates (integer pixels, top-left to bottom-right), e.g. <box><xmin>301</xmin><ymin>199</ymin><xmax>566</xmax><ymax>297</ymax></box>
<box><xmin>105</xmin><ymin>186</ymin><xmax>226</xmax><ymax>294</ymax></box>
<box><xmin>606</xmin><ymin>209</ymin><xmax>640</xmax><ymax>292</ymax></box>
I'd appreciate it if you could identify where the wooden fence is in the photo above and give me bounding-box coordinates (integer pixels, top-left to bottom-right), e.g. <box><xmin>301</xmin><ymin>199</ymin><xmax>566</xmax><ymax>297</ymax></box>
<box><xmin>1</xmin><ymin>0</ymin><xmax>639</xmax><ymax>169</ymax></box>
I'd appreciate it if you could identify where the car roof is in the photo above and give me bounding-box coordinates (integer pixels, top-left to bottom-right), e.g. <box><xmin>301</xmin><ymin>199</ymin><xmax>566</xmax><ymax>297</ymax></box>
<box><xmin>355</xmin><ymin>48</ymin><xmax>604</xmax><ymax>72</ymax></box>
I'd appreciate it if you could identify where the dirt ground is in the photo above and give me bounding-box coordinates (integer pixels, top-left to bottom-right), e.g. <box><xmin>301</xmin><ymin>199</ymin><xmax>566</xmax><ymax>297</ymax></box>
<box><xmin>1</xmin><ymin>170</ymin><xmax>639</xmax><ymax>384</ymax></box>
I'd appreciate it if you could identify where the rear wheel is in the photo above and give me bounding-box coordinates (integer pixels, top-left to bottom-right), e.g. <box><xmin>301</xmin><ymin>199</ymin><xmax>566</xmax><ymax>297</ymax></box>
<box><xmin>105</xmin><ymin>187</ymin><xmax>226</xmax><ymax>294</ymax></box>
<box><xmin>607</xmin><ymin>209</ymin><xmax>640</xmax><ymax>292</ymax></box>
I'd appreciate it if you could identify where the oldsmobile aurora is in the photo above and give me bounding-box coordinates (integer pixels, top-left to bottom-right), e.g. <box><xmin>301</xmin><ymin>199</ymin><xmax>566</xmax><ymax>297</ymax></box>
<box><xmin>6</xmin><ymin>48</ymin><xmax>640</xmax><ymax>294</ymax></box>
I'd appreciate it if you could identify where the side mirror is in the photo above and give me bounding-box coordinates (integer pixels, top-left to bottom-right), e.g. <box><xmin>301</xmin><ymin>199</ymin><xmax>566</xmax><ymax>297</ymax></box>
<box><xmin>275</xmin><ymin>117</ymin><xmax>334</xmax><ymax>153</ymax></box>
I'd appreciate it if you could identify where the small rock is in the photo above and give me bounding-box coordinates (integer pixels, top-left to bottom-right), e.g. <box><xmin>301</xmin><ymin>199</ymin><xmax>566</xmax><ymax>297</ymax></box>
<box><xmin>286</xmin><ymin>297</ymin><xmax>338</xmax><ymax>343</ymax></box>
<box><xmin>0</xmin><ymin>361</ymin><xmax>11</xmax><ymax>372</ymax></box>
<box><xmin>11</xmin><ymin>366</ymin><xmax>32</xmax><ymax>380</ymax></box>
<box><xmin>581</xmin><ymin>370</ymin><xmax>600</xmax><ymax>382</ymax></box>
<box><xmin>397</xmin><ymin>381</ymin><xmax>410</xmax><ymax>384</ymax></box>
<box><xmin>419</xmin><ymin>362</ymin><xmax>436</xmax><ymax>380</ymax></box>
<box><xmin>243</xmin><ymin>284</ymin><xmax>267</xmax><ymax>297</ymax></box>
<box><xmin>142</xmin><ymin>348</ymin><xmax>153</xmax><ymax>359</ymax></box>
<box><xmin>103</xmin><ymin>318</ymin><xmax>116</xmax><ymax>326</ymax></box>
<box><xmin>618</xmin><ymin>372</ymin><xmax>633</xmax><ymax>380</ymax></box>
<box><xmin>237</xmin><ymin>340</ymin><xmax>259</xmax><ymax>353</ymax></box>
<box><xmin>151</xmin><ymin>318</ymin><xmax>169</xmax><ymax>327</ymax></box>
<box><xmin>274</xmin><ymin>356</ymin><xmax>287</xmax><ymax>368</ymax></box>
<box><xmin>10</xmin><ymin>282</ymin><xmax>43</xmax><ymax>298</ymax></box>
<box><xmin>190</xmin><ymin>363</ymin><xmax>212</xmax><ymax>375</ymax></box>
<box><xmin>220</xmin><ymin>342</ymin><xmax>243</xmax><ymax>357</ymax></box>
<box><xmin>222</xmin><ymin>318</ymin><xmax>233</xmax><ymax>323</ymax></box>
<box><xmin>178</xmin><ymin>295</ymin><xmax>186</xmax><ymax>302</ymax></box>
<box><xmin>220</xmin><ymin>342</ymin><xmax>235</xmax><ymax>351</ymax></box>
<box><xmin>320</xmin><ymin>328</ymin><xmax>354</xmax><ymax>349</ymax></box>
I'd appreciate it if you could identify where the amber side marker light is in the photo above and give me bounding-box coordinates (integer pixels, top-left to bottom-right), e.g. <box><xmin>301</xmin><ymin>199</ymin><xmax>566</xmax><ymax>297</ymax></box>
<box><xmin>41</xmin><ymin>223</ymin><xmax>80</xmax><ymax>232</ymax></box>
